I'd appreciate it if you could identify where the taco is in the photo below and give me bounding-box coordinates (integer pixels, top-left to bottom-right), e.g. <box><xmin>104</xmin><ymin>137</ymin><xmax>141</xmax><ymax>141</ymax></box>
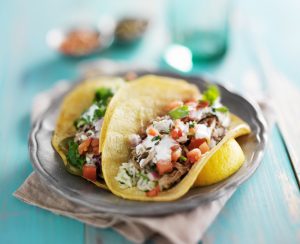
<box><xmin>101</xmin><ymin>75</ymin><xmax>251</xmax><ymax>201</ymax></box>
<box><xmin>52</xmin><ymin>77</ymin><xmax>125</xmax><ymax>188</ymax></box>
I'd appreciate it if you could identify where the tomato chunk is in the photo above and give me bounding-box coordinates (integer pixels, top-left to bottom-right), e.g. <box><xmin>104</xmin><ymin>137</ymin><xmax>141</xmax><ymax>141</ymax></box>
<box><xmin>156</xmin><ymin>160</ymin><xmax>173</xmax><ymax>175</ymax></box>
<box><xmin>82</xmin><ymin>164</ymin><xmax>97</xmax><ymax>181</ymax></box>
<box><xmin>165</xmin><ymin>101</ymin><xmax>183</xmax><ymax>111</ymax></box>
<box><xmin>171</xmin><ymin>147</ymin><xmax>182</xmax><ymax>162</ymax></box>
<box><xmin>146</xmin><ymin>126</ymin><xmax>159</xmax><ymax>136</ymax></box>
<box><xmin>146</xmin><ymin>185</ymin><xmax>160</xmax><ymax>197</ymax></box>
<box><xmin>197</xmin><ymin>100</ymin><xmax>209</xmax><ymax>109</ymax></box>
<box><xmin>199</xmin><ymin>142</ymin><xmax>210</xmax><ymax>154</ymax></box>
<box><xmin>170</xmin><ymin>128</ymin><xmax>183</xmax><ymax>140</ymax></box>
<box><xmin>91</xmin><ymin>138</ymin><xmax>99</xmax><ymax>147</ymax></box>
<box><xmin>91</xmin><ymin>138</ymin><xmax>100</xmax><ymax>155</ymax></box>
<box><xmin>78</xmin><ymin>138</ymin><xmax>92</xmax><ymax>155</ymax></box>
<box><xmin>171</xmin><ymin>144</ymin><xmax>180</xmax><ymax>151</ymax></box>
<box><xmin>184</xmin><ymin>98</ymin><xmax>197</xmax><ymax>104</ymax></box>
<box><xmin>187</xmin><ymin>148</ymin><xmax>202</xmax><ymax>163</ymax></box>
<box><xmin>188</xmin><ymin>138</ymin><xmax>206</xmax><ymax>150</ymax></box>
<box><xmin>188</xmin><ymin>127</ymin><xmax>196</xmax><ymax>135</ymax></box>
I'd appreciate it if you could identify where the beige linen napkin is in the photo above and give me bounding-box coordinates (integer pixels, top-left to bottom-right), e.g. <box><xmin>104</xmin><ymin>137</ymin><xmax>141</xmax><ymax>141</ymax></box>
<box><xmin>14</xmin><ymin>77</ymin><xmax>273</xmax><ymax>244</ymax></box>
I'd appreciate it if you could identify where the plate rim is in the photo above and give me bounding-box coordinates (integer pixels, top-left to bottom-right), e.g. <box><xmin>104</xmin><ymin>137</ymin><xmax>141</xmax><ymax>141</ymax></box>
<box><xmin>29</xmin><ymin>71</ymin><xmax>268</xmax><ymax>216</ymax></box>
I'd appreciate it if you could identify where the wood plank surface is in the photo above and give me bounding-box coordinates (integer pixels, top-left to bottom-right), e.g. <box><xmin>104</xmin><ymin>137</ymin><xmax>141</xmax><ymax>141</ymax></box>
<box><xmin>0</xmin><ymin>0</ymin><xmax>299</xmax><ymax>244</ymax></box>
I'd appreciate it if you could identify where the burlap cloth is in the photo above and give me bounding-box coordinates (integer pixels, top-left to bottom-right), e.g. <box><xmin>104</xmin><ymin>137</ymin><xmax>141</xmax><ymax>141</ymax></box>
<box><xmin>14</xmin><ymin>76</ymin><xmax>274</xmax><ymax>244</ymax></box>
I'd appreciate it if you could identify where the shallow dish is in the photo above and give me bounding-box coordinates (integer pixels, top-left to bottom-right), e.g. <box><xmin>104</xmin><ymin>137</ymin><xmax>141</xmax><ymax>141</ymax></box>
<box><xmin>29</xmin><ymin>72</ymin><xmax>267</xmax><ymax>216</ymax></box>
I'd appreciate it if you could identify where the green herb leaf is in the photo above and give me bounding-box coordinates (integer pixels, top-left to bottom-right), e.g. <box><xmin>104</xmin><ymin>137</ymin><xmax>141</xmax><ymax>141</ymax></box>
<box><xmin>93</xmin><ymin>105</ymin><xmax>106</xmax><ymax>120</ymax></box>
<box><xmin>214</xmin><ymin>106</ymin><xmax>229</xmax><ymax>113</ymax></box>
<box><xmin>66</xmin><ymin>140</ymin><xmax>85</xmax><ymax>169</ymax></box>
<box><xmin>59</xmin><ymin>136</ymin><xmax>74</xmax><ymax>154</ymax></box>
<box><xmin>74</xmin><ymin>88</ymin><xmax>113</xmax><ymax>129</ymax></box>
<box><xmin>74</xmin><ymin>117</ymin><xmax>90</xmax><ymax>129</ymax></box>
<box><xmin>168</xmin><ymin>105</ymin><xmax>189</xmax><ymax>119</ymax></box>
<box><xmin>151</xmin><ymin>135</ymin><xmax>161</xmax><ymax>141</ymax></box>
<box><xmin>189</xmin><ymin>121</ymin><xmax>196</xmax><ymax>128</ymax></box>
<box><xmin>94</xmin><ymin>88</ymin><xmax>113</xmax><ymax>104</ymax></box>
<box><xmin>179</xmin><ymin>156</ymin><xmax>187</xmax><ymax>163</ymax></box>
<box><xmin>202</xmin><ymin>85</ymin><xmax>220</xmax><ymax>105</ymax></box>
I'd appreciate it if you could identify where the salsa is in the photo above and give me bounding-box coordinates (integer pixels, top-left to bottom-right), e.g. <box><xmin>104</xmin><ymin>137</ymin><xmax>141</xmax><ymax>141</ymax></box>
<box><xmin>59</xmin><ymin>29</ymin><xmax>101</xmax><ymax>56</ymax></box>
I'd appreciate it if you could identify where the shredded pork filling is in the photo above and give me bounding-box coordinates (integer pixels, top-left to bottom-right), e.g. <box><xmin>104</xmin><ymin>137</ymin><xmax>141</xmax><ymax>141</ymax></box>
<box><xmin>116</xmin><ymin>89</ymin><xmax>231</xmax><ymax>194</ymax></box>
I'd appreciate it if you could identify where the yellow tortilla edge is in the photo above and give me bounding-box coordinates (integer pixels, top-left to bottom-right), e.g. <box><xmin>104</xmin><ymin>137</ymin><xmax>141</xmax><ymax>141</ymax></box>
<box><xmin>101</xmin><ymin>75</ymin><xmax>252</xmax><ymax>201</ymax></box>
<box><xmin>51</xmin><ymin>77</ymin><xmax>125</xmax><ymax>190</ymax></box>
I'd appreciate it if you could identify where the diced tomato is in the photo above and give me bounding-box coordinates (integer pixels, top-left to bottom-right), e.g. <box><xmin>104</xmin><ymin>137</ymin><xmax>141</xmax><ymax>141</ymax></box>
<box><xmin>156</xmin><ymin>160</ymin><xmax>173</xmax><ymax>175</ymax></box>
<box><xmin>185</xmin><ymin>101</ymin><xmax>197</xmax><ymax>107</ymax></box>
<box><xmin>187</xmin><ymin>148</ymin><xmax>202</xmax><ymax>163</ymax></box>
<box><xmin>90</xmin><ymin>138</ymin><xmax>100</xmax><ymax>155</ymax></box>
<box><xmin>91</xmin><ymin>138</ymin><xmax>99</xmax><ymax>147</ymax></box>
<box><xmin>92</xmin><ymin>145</ymin><xmax>100</xmax><ymax>155</ymax></box>
<box><xmin>78</xmin><ymin>138</ymin><xmax>92</xmax><ymax>155</ymax></box>
<box><xmin>188</xmin><ymin>138</ymin><xmax>206</xmax><ymax>150</ymax></box>
<box><xmin>82</xmin><ymin>164</ymin><xmax>97</xmax><ymax>181</ymax></box>
<box><xmin>171</xmin><ymin>148</ymin><xmax>182</xmax><ymax>162</ymax></box>
<box><xmin>188</xmin><ymin>127</ymin><xmax>196</xmax><ymax>135</ymax></box>
<box><xmin>165</xmin><ymin>101</ymin><xmax>183</xmax><ymax>111</ymax></box>
<box><xmin>170</xmin><ymin>128</ymin><xmax>183</xmax><ymax>140</ymax></box>
<box><xmin>171</xmin><ymin>144</ymin><xmax>180</xmax><ymax>151</ymax></box>
<box><xmin>199</xmin><ymin>142</ymin><xmax>210</xmax><ymax>154</ymax></box>
<box><xmin>184</xmin><ymin>98</ymin><xmax>197</xmax><ymax>104</ymax></box>
<box><xmin>197</xmin><ymin>100</ymin><xmax>209</xmax><ymax>109</ymax></box>
<box><xmin>146</xmin><ymin>185</ymin><xmax>160</xmax><ymax>197</ymax></box>
<box><xmin>184</xmin><ymin>98</ymin><xmax>198</xmax><ymax>107</ymax></box>
<box><xmin>146</xmin><ymin>126</ymin><xmax>159</xmax><ymax>136</ymax></box>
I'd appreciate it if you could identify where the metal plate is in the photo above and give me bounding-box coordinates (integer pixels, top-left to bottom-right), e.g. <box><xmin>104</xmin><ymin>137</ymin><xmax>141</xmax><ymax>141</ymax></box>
<box><xmin>29</xmin><ymin>72</ymin><xmax>267</xmax><ymax>216</ymax></box>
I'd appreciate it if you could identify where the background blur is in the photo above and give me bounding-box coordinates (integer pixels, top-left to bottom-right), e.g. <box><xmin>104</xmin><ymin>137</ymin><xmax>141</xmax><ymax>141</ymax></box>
<box><xmin>1</xmin><ymin>0</ymin><xmax>300</xmax><ymax>243</ymax></box>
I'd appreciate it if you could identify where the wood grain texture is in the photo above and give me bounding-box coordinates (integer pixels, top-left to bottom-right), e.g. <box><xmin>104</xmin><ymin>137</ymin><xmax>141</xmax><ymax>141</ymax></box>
<box><xmin>85</xmin><ymin>226</ymin><xmax>133</xmax><ymax>244</ymax></box>
<box><xmin>204</xmin><ymin>127</ymin><xmax>300</xmax><ymax>244</ymax></box>
<box><xmin>0</xmin><ymin>0</ymin><xmax>300</xmax><ymax>243</ymax></box>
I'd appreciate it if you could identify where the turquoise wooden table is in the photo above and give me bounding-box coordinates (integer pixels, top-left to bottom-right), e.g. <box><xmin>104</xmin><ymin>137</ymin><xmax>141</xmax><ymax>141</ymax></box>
<box><xmin>1</xmin><ymin>0</ymin><xmax>300</xmax><ymax>243</ymax></box>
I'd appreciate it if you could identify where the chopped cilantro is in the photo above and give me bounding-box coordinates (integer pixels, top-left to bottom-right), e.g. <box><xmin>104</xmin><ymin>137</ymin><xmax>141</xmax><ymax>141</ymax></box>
<box><xmin>66</xmin><ymin>140</ymin><xmax>85</xmax><ymax>169</ymax></box>
<box><xmin>179</xmin><ymin>156</ymin><xmax>187</xmax><ymax>163</ymax></box>
<box><xmin>149</xmin><ymin>164</ymin><xmax>156</xmax><ymax>171</ymax></box>
<box><xmin>93</xmin><ymin>105</ymin><xmax>106</xmax><ymax>120</ymax></box>
<box><xmin>151</xmin><ymin>135</ymin><xmax>161</xmax><ymax>141</ymax></box>
<box><xmin>74</xmin><ymin>88</ymin><xmax>114</xmax><ymax>129</ymax></box>
<box><xmin>168</xmin><ymin>105</ymin><xmax>189</xmax><ymax>119</ymax></box>
<box><xmin>74</xmin><ymin>117</ymin><xmax>90</xmax><ymax>129</ymax></box>
<box><xmin>94</xmin><ymin>88</ymin><xmax>113</xmax><ymax>105</ymax></box>
<box><xmin>202</xmin><ymin>85</ymin><xmax>220</xmax><ymax>105</ymax></box>
<box><xmin>214</xmin><ymin>106</ymin><xmax>229</xmax><ymax>113</ymax></box>
<box><xmin>189</xmin><ymin>121</ymin><xmax>196</xmax><ymax>128</ymax></box>
<box><xmin>138</xmin><ymin>172</ymin><xmax>148</xmax><ymax>180</ymax></box>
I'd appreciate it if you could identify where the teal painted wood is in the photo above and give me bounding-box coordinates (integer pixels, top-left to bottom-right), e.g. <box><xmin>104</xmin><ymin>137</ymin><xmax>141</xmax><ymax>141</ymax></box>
<box><xmin>0</xmin><ymin>0</ymin><xmax>84</xmax><ymax>244</ymax></box>
<box><xmin>204</xmin><ymin>126</ymin><xmax>300</xmax><ymax>244</ymax></box>
<box><xmin>0</xmin><ymin>0</ymin><xmax>300</xmax><ymax>244</ymax></box>
<box><xmin>85</xmin><ymin>227</ymin><xmax>133</xmax><ymax>244</ymax></box>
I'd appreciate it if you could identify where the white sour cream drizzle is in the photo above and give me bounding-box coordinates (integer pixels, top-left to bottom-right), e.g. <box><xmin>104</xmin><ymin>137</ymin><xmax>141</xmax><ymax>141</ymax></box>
<box><xmin>137</xmin><ymin>135</ymin><xmax>177</xmax><ymax>168</ymax></box>
<box><xmin>195</xmin><ymin>124</ymin><xmax>211</xmax><ymax>140</ymax></box>
<box><xmin>153</xmin><ymin>118</ymin><xmax>174</xmax><ymax>132</ymax></box>
<box><xmin>155</xmin><ymin>136</ymin><xmax>177</xmax><ymax>162</ymax></box>
<box><xmin>82</xmin><ymin>104</ymin><xmax>99</xmax><ymax>120</ymax></box>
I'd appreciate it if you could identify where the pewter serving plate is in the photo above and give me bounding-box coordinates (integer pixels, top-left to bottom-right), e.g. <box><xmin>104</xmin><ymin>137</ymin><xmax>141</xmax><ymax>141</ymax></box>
<box><xmin>29</xmin><ymin>72</ymin><xmax>267</xmax><ymax>216</ymax></box>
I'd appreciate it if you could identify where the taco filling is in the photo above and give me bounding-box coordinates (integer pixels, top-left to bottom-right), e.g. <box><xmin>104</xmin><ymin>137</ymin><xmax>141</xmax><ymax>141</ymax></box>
<box><xmin>115</xmin><ymin>85</ymin><xmax>231</xmax><ymax>196</ymax></box>
<box><xmin>59</xmin><ymin>87</ymin><xmax>114</xmax><ymax>182</ymax></box>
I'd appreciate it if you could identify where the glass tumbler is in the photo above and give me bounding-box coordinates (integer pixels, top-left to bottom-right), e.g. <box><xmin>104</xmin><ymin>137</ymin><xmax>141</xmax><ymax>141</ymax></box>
<box><xmin>167</xmin><ymin>0</ymin><xmax>230</xmax><ymax>60</ymax></box>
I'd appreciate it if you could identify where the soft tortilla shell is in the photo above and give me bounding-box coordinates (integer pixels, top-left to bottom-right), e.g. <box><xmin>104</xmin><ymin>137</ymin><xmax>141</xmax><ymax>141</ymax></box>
<box><xmin>52</xmin><ymin>77</ymin><xmax>125</xmax><ymax>189</ymax></box>
<box><xmin>102</xmin><ymin>75</ymin><xmax>251</xmax><ymax>201</ymax></box>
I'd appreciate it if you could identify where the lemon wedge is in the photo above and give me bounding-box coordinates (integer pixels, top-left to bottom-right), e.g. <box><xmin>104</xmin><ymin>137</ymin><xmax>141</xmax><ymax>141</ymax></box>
<box><xmin>194</xmin><ymin>138</ymin><xmax>245</xmax><ymax>186</ymax></box>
